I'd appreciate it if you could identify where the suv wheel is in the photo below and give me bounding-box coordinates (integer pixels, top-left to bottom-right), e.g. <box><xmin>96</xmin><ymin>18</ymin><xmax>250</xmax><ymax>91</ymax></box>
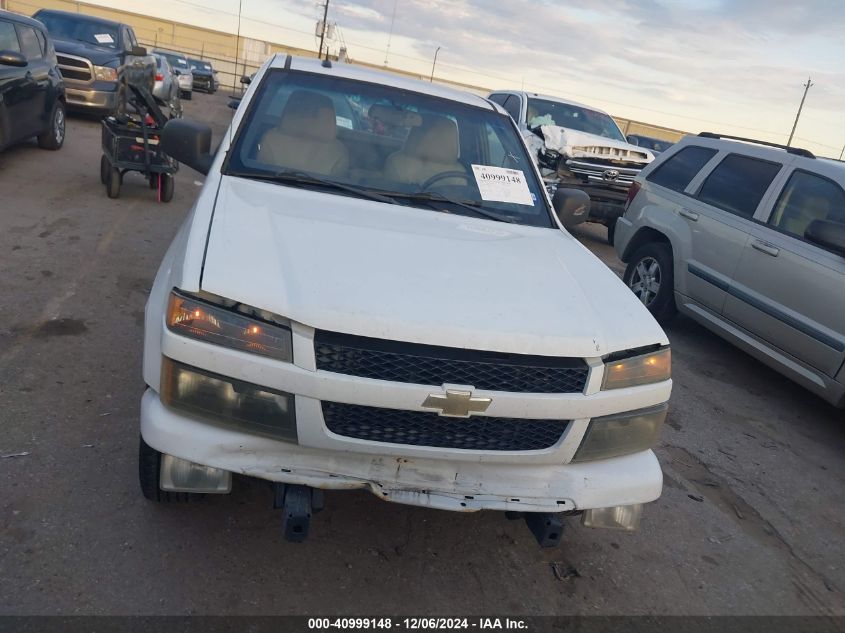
<box><xmin>623</xmin><ymin>242</ymin><xmax>677</xmax><ymax>323</ymax></box>
<box><xmin>37</xmin><ymin>101</ymin><xmax>65</xmax><ymax>150</ymax></box>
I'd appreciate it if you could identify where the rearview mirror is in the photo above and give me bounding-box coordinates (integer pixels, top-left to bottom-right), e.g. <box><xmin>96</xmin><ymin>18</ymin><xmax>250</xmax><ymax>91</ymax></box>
<box><xmin>552</xmin><ymin>188</ymin><xmax>590</xmax><ymax>229</ymax></box>
<box><xmin>161</xmin><ymin>119</ymin><xmax>214</xmax><ymax>175</ymax></box>
<box><xmin>130</xmin><ymin>45</ymin><xmax>147</xmax><ymax>56</ymax></box>
<box><xmin>0</xmin><ymin>50</ymin><xmax>28</xmax><ymax>68</ymax></box>
<box><xmin>805</xmin><ymin>220</ymin><xmax>845</xmax><ymax>258</ymax></box>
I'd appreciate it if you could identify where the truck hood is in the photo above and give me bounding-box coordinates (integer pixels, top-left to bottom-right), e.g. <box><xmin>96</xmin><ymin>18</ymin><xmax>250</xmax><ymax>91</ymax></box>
<box><xmin>199</xmin><ymin>176</ymin><xmax>667</xmax><ymax>358</ymax></box>
<box><xmin>533</xmin><ymin>126</ymin><xmax>654</xmax><ymax>164</ymax></box>
<box><xmin>52</xmin><ymin>38</ymin><xmax>119</xmax><ymax>66</ymax></box>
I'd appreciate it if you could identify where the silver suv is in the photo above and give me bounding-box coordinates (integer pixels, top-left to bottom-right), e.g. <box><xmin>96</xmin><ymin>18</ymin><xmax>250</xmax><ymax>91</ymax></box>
<box><xmin>615</xmin><ymin>133</ymin><xmax>845</xmax><ymax>407</ymax></box>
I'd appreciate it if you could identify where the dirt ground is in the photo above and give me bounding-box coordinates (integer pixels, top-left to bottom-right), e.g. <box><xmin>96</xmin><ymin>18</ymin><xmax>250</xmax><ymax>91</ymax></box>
<box><xmin>0</xmin><ymin>92</ymin><xmax>843</xmax><ymax>617</ymax></box>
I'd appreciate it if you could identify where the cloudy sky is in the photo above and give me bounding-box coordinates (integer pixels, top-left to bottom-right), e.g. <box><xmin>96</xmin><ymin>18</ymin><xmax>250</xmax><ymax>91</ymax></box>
<box><xmin>93</xmin><ymin>0</ymin><xmax>843</xmax><ymax>157</ymax></box>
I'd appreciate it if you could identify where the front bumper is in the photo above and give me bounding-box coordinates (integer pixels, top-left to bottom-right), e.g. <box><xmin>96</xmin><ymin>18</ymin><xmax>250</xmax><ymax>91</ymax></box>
<box><xmin>140</xmin><ymin>388</ymin><xmax>664</xmax><ymax>513</ymax></box>
<box><xmin>65</xmin><ymin>82</ymin><xmax>118</xmax><ymax>114</ymax></box>
<box><xmin>192</xmin><ymin>75</ymin><xmax>215</xmax><ymax>91</ymax></box>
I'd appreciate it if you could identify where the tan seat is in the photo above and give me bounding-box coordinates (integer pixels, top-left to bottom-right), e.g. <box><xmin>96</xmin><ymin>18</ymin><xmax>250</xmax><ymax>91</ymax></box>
<box><xmin>257</xmin><ymin>90</ymin><xmax>349</xmax><ymax>177</ymax></box>
<box><xmin>384</xmin><ymin>115</ymin><xmax>466</xmax><ymax>188</ymax></box>
<box><xmin>779</xmin><ymin>194</ymin><xmax>831</xmax><ymax>237</ymax></box>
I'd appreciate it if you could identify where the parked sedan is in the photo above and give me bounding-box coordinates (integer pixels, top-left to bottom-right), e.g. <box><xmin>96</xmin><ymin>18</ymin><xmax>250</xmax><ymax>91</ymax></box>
<box><xmin>152</xmin><ymin>53</ymin><xmax>182</xmax><ymax>118</ymax></box>
<box><xmin>0</xmin><ymin>10</ymin><xmax>65</xmax><ymax>152</ymax></box>
<box><xmin>153</xmin><ymin>49</ymin><xmax>192</xmax><ymax>100</ymax></box>
<box><xmin>188</xmin><ymin>58</ymin><xmax>217</xmax><ymax>93</ymax></box>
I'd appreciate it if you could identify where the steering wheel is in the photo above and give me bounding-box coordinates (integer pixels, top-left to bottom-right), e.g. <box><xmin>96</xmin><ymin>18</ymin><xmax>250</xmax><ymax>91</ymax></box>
<box><xmin>419</xmin><ymin>171</ymin><xmax>471</xmax><ymax>191</ymax></box>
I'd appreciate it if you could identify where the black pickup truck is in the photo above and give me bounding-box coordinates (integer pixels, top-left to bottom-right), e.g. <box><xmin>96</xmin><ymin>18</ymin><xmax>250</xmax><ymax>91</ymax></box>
<box><xmin>33</xmin><ymin>9</ymin><xmax>153</xmax><ymax>116</ymax></box>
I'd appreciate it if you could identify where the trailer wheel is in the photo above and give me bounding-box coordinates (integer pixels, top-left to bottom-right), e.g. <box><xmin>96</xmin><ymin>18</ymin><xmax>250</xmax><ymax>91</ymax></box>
<box><xmin>159</xmin><ymin>173</ymin><xmax>175</xmax><ymax>203</ymax></box>
<box><xmin>106</xmin><ymin>167</ymin><xmax>121</xmax><ymax>199</ymax></box>
<box><xmin>100</xmin><ymin>154</ymin><xmax>110</xmax><ymax>185</ymax></box>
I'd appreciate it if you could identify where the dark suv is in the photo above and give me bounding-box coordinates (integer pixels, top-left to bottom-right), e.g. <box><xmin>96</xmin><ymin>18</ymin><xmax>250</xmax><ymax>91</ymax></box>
<box><xmin>0</xmin><ymin>10</ymin><xmax>65</xmax><ymax>152</ymax></box>
<box><xmin>188</xmin><ymin>58</ymin><xmax>217</xmax><ymax>93</ymax></box>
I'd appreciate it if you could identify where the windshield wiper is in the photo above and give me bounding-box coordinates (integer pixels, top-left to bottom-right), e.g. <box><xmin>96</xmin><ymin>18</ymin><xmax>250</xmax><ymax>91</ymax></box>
<box><xmin>390</xmin><ymin>191</ymin><xmax>516</xmax><ymax>224</ymax></box>
<box><xmin>228</xmin><ymin>170</ymin><xmax>398</xmax><ymax>205</ymax></box>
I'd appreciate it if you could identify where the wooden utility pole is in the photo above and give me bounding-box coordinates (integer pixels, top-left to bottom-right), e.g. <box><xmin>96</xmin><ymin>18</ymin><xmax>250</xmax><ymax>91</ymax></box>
<box><xmin>318</xmin><ymin>0</ymin><xmax>330</xmax><ymax>60</ymax></box>
<box><xmin>787</xmin><ymin>77</ymin><xmax>813</xmax><ymax>147</ymax></box>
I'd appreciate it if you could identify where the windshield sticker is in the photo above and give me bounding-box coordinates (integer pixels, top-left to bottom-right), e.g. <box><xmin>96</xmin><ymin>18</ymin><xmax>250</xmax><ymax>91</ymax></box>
<box><xmin>94</xmin><ymin>33</ymin><xmax>114</xmax><ymax>44</ymax></box>
<box><xmin>335</xmin><ymin>116</ymin><xmax>353</xmax><ymax>130</ymax></box>
<box><xmin>471</xmin><ymin>165</ymin><xmax>534</xmax><ymax>206</ymax></box>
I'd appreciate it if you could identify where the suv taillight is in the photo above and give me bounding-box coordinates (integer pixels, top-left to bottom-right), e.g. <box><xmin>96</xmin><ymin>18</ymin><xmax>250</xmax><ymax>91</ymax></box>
<box><xmin>625</xmin><ymin>181</ymin><xmax>642</xmax><ymax>212</ymax></box>
<box><xmin>155</xmin><ymin>73</ymin><xmax>163</xmax><ymax>81</ymax></box>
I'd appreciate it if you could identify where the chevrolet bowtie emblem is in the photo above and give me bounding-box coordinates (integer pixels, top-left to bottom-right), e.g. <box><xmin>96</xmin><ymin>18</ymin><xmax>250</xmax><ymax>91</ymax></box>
<box><xmin>422</xmin><ymin>388</ymin><xmax>492</xmax><ymax>418</ymax></box>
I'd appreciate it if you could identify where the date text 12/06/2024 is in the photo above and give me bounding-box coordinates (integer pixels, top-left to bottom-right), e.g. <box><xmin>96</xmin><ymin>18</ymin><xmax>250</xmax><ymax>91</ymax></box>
<box><xmin>307</xmin><ymin>618</ymin><xmax>529</xmax><ymax>630</ymax></box>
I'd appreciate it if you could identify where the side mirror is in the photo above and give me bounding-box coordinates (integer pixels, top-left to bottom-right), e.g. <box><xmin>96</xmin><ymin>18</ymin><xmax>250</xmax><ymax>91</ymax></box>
<box><xmin>0</xmin><ymin>50</ymin><xmax>28</xmax><ymax>68</ymax></box>
<box><xmin>552</xmin><ymin>187</ymin><xmax>590</xmax><ymax>229</ymax></box>
<box><xmin>130</xmin><ymin>45</ymin><xmax>147</xmax><ymax>56</ymax></box>
<box><xmin>626</xmin><ymin>135</ymin><xmax>639</xmax><ymax>146</ymax></box>
<box><xmin>805</xmin><ymin>220</ymin><xmax>845</xmax><ymax>258</ymax></box>
<box><xmin>161</xmin><ymin>119</ymin><xmax>214</xmax><ymax>175</ymax></box>
<box><xmin>240</xmin><ymin>74</ymin><xmax>251</xmax><ymax>85</ymax></box>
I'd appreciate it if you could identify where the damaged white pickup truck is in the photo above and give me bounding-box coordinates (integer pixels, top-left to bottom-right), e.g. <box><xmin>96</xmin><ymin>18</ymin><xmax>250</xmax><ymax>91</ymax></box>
<box><xmin>140</xmin><ymin>55</ymin><xmax>672</xmax><ymax>546</ymax></box>
<box><xmin>489</xmin><ymin>91</ymin><xmax>655</xmax><ymax>244</ymax></box>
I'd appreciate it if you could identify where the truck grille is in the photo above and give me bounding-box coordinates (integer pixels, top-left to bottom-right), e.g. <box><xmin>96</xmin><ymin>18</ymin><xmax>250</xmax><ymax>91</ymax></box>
<box><xmin>314</xmin><ymin>331</ymin><xmax>589</xmax><ymax>394</ymax></box>
<box><xmin>57</xmin><ymin>54</ymin><xmax>92</xmax><ymax>82</ymax></box>
<box><xmin>322</xmin><ymin>402</ymin><xmax>569</xmax><ymax>451</ymax></box>
<box><xmin>566</xmin><ymin>159</ymin><xmax>643</xmax><ymax>188</ymax></box>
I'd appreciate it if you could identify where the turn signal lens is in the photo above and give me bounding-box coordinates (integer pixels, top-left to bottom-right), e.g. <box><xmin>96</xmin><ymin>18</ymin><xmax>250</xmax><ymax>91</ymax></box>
<box><xmin>602</xmin><ymin>347</ymin><xmax>670</xmax><ymax>390</ymax></box>
<box><xmin>166</xmin><ymin>290</ymin><xmax>293</xmax><ymax>362</ymax></box>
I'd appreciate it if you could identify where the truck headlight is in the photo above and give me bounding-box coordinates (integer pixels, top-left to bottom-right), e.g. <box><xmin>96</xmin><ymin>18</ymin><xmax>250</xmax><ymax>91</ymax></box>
<box><xmin>602</xmin><ymin>347</ymin><xmax>670</xmax><ymax>390</ymax></box>
<box><xmin>93</xmin><ymin>65</ymin><xmax>118</xmax><ymax>82</ymax></box>
<box><xmin>161</xmin><ymin>358</ymin><xmax>297</xmax><ymax>442</ymax></box>
<box><xmin>166</xmin><ymin>290</ymin><xmax>293</xmax><ymax>362</ymax></box>
<box><xmin>572</xmin><ymin>403</ymin><xmax>666</xmax><ymax>463</ymax></box>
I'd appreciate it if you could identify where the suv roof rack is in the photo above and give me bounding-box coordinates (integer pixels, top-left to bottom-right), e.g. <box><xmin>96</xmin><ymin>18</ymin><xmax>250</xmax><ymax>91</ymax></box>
<box><xmin>698</xmin><ymin>132</ymin><xmax>815</xmax><ymax>159</ymax></box>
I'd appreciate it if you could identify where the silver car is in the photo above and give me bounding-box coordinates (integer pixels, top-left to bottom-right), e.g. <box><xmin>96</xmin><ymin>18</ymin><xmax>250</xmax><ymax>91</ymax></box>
<box><xmin>615</xmin><ymin>133</ymin><xmax>845</xmax><ymax>407</ymax></box>
<box><xmin>153</xmin><ymin>49</ymin><xmax>192</xmax><ymax>100</ymax></box>
<box><xmin>152</xmin><ymin>53</ymin><xmax>182</xmax><ymax>118</ymax></box>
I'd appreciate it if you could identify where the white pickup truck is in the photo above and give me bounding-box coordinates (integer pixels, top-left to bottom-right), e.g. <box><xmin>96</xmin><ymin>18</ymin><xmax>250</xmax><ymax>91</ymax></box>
<box><xmin>488</xmin><ymin>91</ymin><xmax>655</xmax><ymax>244</ymax></box>
<box><xmin>140</xmin><ymin>55</ymin><xmax>672</xmax><ymax>545</ymax></box>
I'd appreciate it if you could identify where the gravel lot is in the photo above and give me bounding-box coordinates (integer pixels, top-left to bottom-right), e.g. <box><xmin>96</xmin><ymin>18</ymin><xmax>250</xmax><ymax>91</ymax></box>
<box><xmin>0</xmin><ymin>92</ymin><xmax>843</xmax><ymax>617</ymax></box>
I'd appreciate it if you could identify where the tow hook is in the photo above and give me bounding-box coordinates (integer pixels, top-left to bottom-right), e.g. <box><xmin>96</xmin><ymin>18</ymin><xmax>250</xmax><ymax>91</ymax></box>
<box><xmin>272</xmin><ymin>484</ymin><xmax>325</xmax><ymax>543</ymax></box>
<box><xmin>506</xmin><ymin>511</ymin><xmax>565</xmax><ymax>548</ymax></box>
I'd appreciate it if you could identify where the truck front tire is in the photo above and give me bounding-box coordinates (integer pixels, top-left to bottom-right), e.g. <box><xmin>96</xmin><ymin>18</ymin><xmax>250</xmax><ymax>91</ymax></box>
<box><xmin>138</xmin><ymin>436</ymin><xmax>197</xmax><ymax>503</ymax></box>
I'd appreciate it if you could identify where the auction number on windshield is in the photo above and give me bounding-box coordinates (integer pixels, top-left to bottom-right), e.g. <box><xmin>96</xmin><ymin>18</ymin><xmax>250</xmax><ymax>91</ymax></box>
<box><xmin>471</xmin><ymin>165</ymin><xmax>534</xmax><ymax>206</ymax></box>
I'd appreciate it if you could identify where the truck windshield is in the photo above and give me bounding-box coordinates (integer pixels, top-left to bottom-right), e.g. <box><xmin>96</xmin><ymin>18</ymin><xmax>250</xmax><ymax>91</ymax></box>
<box><xmin>526</xmin><ymin>98</ymin><xmax>626</xmax><ymax>143</ymax></box>
<box><xmin>158</xmin><ymin>52</ymin><xmax>188</xmax><ymax>69</ymax></box>
<box><xmin>190</xmin><ymin>60</ymin><xmax>212</xmax><ymax>72</ymax></box>
<box><xmin>37</xmin><ymin>13</ymin><xmax>119</xmax><ymax>49</ymax></box>
<box><xmin>225</xmin><ymin>70</ymin><xmax>553</xmax><ymax>228</ymax></box>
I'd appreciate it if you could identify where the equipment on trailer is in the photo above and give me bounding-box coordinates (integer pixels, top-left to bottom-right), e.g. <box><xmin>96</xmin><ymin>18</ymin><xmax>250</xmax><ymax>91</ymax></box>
<box><xmin>100</xmin><ymin>83</ymin><xmax>178</xmax><ymax>202</ymax></box>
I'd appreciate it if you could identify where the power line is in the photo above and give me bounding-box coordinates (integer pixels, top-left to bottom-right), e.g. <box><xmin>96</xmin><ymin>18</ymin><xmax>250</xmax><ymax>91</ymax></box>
<box><xmin>83</xmin><ymin>0</ymin><xmax>840</xmax><ymax>152</ymax></box>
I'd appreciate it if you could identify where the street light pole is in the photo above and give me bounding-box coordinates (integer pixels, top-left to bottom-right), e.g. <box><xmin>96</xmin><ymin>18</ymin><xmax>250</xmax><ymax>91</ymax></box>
<box><xmin>786</xmin><ymin>77</ymin><xmax>813</xmax><ymax>148</ymax></box>
<box><xmin>430</xmin><ymin>46</ymin><xmax>441</xmax><ymax>82</ymax></box>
